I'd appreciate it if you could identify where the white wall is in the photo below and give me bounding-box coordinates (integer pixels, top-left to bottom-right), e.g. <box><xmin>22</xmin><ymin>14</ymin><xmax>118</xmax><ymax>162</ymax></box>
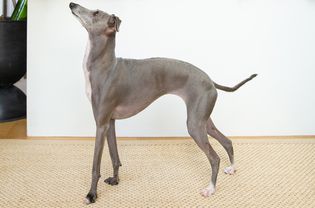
<box><xmin>28</xmin><ymin>0</ymin><xmax>315</xmax><ymax>137</ymax></box>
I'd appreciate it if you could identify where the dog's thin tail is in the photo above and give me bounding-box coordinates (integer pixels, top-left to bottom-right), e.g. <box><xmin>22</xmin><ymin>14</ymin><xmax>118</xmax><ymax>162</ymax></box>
<box><xmin>214</xmin><ymin>74</ymin><xmax>257</xmax><ymax>92</ymax></box>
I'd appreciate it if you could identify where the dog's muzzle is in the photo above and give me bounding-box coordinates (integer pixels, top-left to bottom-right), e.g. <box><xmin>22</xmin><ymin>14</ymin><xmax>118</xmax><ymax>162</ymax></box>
<box><xmin>69</xmin><ymin>2</ymin><xmax>77</xmax><ymax>10</ymax></box>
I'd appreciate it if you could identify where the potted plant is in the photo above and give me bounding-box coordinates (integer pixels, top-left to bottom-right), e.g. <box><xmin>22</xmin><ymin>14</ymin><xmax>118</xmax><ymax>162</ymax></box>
<box><xmin>0</xmin><ymin>0</ymin><xmax>27</xmax><ymax>122</ymax></box>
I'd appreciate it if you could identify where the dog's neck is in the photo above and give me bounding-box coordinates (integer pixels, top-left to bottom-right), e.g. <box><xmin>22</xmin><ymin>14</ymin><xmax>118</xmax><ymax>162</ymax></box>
<box><xmin>87</xmin><ymin>34</ymin><xmax>116</xmax><ymax>71</ymax></box>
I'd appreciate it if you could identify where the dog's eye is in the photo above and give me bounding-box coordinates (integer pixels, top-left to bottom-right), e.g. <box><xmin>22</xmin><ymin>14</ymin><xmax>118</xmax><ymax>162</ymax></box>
<box><xmin>93</xmin><ymin>11</ymin><xmax>99</xmax><ymax>16</ymax></box>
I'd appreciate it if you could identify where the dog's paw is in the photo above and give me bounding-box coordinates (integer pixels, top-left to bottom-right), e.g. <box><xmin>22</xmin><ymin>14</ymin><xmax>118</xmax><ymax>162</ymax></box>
<box><xmin>224</xmin><ymin>165</ymin><xmax>236</xmax><ymax>175</ymax></box>
<box><xmin>84</xmin><ymin>192</ymin><xmax>97</xmax><ymax>205</ymax></box>
<box><xmin>200</xmin><ymin>186</ymin><xmax>216</xmax><ymax>197</ymax></box>
<box><xmin>104</xmin><ymin>177</ymin><xmax>119</xmax><ymax>186</ymax></box>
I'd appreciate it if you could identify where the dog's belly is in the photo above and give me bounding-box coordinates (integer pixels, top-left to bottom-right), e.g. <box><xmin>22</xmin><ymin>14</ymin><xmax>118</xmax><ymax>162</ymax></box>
<box><xmin>112</xmin><ymin>91</ymin><xmax>185</xmax><ymax>119</ymax></box>
<box><xmin>112</xmin><ymin>96</ymin><xmax>159</xmax><ymax>119</ymax></box>
<box><xmin>111</xmin><ymin>89</ymin><xmax>188</xmax><ymax>120</ymax></box>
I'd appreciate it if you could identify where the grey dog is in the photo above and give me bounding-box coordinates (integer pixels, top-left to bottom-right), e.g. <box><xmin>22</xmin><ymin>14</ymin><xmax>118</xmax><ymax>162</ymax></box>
<box><xmin>70</xmin><ymin>2</ymin><xmax>257</xmax><ymax>204</ymax></box>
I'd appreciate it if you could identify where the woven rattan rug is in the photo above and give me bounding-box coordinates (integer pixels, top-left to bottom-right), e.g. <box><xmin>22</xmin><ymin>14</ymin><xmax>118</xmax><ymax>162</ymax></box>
<box><xmin>0</xmin><ymin>138</ymin><xmax>314</xmax><ymax>207</ymax></box>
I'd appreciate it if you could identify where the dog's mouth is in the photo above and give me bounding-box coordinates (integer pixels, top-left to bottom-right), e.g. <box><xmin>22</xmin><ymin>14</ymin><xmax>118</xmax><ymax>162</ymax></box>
<box><xmin>70</xmin><ymin>3</ymin><xmax>80</xmax><ymax>18</ymax></box>
<box><xmin>70</xmin><ymin>4</ymin><xmax>87</xmax><ymax>26</ymax></box>
<box><xmin>71</xmin><ymin>11</ymin><xmax>82</xmax><ymax>23</ymax></box>
<box><xmin>71</xmin><ymin>11</ymin><xmax>90</xmax><ymax>30</ymax></box>
<box><xmin>71</xmin><ymin>10</ymin><xmax>79</xmax><ymax>18</ymax></box>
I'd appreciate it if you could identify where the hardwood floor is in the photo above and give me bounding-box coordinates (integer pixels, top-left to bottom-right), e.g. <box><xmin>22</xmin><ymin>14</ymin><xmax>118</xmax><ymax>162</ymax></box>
<box><xmin>0</xmin><ymin>119</ymin><xmax>27</xmax><ymax>139</ymax></box>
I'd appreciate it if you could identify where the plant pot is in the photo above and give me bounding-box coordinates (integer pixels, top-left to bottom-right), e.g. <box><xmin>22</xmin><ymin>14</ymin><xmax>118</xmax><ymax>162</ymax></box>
<box><xmin>0</xmin><ymin>21</ymin><xmax>26</xmax><ymax>122</ymax></box>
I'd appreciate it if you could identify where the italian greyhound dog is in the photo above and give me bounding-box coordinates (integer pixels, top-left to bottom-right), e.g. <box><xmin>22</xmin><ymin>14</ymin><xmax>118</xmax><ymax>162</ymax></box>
<box><xmin>70</xmin><ymin>2</ymin><xmax>257</xmax><ymax>204</ymax></box>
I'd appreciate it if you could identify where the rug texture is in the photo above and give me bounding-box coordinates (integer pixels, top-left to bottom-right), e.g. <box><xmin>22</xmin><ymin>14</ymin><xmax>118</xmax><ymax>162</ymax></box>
<box><xmin>0</xmin><ymin>138</ymin><xmax>314</xmax><ymax>208</ymax></box>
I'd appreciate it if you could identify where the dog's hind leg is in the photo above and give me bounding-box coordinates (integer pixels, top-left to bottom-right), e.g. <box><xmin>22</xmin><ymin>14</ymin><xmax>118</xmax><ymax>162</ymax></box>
<box><xmin>186</xmin><ymin>89</ymin><xmax>220</xmax><ymax>197</ymax></box>
<box><xmin>207</xmin><ymin>118</ymin><xmax>236</xmax><ymax>175</ymax></box>
<box><xmin>104</xmin><ymin>119</ymin><xmax>122</xmax><ymax>185</ymax></box>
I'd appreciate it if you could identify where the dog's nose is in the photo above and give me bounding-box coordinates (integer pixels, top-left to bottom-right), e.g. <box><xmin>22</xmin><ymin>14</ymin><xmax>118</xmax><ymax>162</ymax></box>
<box><xmin>69</xmin><ymin>2</ymin><xmax>77</xmax><ymax>9</ymax></box>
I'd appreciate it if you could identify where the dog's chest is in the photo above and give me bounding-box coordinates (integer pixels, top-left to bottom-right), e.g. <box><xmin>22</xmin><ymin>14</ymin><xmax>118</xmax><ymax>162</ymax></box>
<box><xmin>83</xmin><ymin>41</ymin><xmax>92</xmax><ymax>102</ymax></box>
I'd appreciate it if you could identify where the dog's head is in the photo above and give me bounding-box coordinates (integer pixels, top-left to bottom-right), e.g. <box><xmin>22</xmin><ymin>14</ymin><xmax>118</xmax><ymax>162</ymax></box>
<box><xmin>69</xmin><ymin>2</ymin><xmax>121</xmax><ymax>37</ymax></box>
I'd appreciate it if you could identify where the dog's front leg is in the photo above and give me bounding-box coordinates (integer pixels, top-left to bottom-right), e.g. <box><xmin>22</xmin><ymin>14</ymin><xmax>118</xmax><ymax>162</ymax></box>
<box><xmin>85</xmin><ymin>123</ymin><xmax>109</xmax><ymax>204</ymax></box>
<box><xmin>104</xmin><ymin>119</ymin><xmax>122</xmax><ymax>185</ymax></box>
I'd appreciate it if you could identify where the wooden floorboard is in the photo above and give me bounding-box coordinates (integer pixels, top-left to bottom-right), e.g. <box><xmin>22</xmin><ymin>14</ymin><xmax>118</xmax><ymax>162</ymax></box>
<box><xmin>0</xmin><ymin>119</ymin><xmax>314</xmax><ymax>140</ymax></box>
<box><xmin>0</xmin><ymin>119</ymin><xmax>26</xmax><ymax>139</ymax></box>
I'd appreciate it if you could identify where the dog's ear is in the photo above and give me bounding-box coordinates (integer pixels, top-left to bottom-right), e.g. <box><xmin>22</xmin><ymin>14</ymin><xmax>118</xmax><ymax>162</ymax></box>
<box><xmin>106</xmin><ymin>14</ymin><xmax>121</xmax><ymax>35</ymax></box>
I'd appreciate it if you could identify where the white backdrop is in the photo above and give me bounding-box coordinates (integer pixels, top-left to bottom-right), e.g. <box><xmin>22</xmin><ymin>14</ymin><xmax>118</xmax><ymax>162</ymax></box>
<box><xmin>27</xmin><ymin>0</ymin><xmax>315</xmax><ymax>137</ymax></box>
